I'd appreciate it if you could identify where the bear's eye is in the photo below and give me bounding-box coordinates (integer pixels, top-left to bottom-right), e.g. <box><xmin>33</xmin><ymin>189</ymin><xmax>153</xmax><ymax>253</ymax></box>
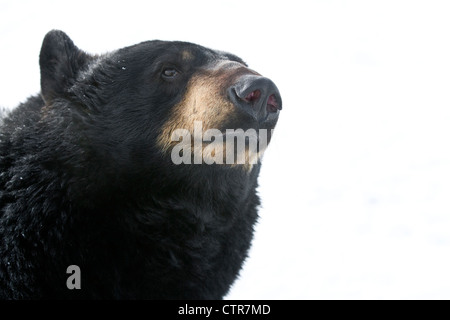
<box><xmin>162</xmin><ymin>68</ymin><xmax>179</xmax><ymax>79</ymax></box>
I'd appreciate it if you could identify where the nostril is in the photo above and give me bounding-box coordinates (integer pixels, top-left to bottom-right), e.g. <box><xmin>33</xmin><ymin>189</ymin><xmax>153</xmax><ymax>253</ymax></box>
<box><xmin>230</xmin><ymin>75</ymin><xmax>282</xmax><ymax>121</ymax></box>
<box><xmin>267</xmin><ymin>94</ymin><xmax>281</xmax><ymax>113</ymax></box>
<box><xmin>244</xmin><ymin>89</ymin><xmax>261</xmax><ymax>103</ymax></box>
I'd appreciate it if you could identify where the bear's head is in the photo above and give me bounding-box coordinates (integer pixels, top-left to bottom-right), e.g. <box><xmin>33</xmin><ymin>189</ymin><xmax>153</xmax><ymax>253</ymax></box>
<box><xmin>39</xmin><ymin>30</ymin><xmax>282</xmax><ymax>189</ymax></box>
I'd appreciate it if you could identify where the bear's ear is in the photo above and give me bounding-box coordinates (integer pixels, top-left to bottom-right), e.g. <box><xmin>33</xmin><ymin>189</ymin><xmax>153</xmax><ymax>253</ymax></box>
<box><xmin>39</xmin><ymin>30</ymin><xmax>91</xmax><ymax>104</ymax></box>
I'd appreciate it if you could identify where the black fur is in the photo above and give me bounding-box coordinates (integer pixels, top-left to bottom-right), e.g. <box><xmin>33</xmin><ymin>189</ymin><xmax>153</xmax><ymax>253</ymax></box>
<box><xmin>0</xmin><ymin>30</ymin><xmax>271</xmax><ymax>299</ymax></box>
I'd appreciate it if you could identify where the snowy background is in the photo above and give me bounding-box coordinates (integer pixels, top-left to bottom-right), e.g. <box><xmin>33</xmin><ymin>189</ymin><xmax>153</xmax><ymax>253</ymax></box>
<box><xmin>1</xmin><ymin>0</ymin><xmax>450</xmax><ymax>299</ymax></box>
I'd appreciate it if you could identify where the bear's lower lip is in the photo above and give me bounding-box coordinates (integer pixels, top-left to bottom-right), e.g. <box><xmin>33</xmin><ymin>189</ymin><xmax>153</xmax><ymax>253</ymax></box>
<box><xmin>212</xmin><ymin>116</ymin><xmax>277</xmax><ymax>136</ymax></box>
<box><xmin>221</xmin><ymin>131</ymin><xmax>260</xmax><ymax>142</ymax></box>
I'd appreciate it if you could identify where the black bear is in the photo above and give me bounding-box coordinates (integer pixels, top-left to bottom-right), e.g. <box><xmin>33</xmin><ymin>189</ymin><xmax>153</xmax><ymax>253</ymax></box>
<box><xmin>0</xmin><ymin>30</ymin><xmax>282</xmax><ymax>299</ymax></box>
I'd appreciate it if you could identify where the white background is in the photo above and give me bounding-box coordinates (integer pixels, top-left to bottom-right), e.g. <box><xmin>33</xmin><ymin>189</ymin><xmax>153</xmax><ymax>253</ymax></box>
<box><xmin>1</xmin><ymin>0</ymin><xmax>450</xmax><ymax>299</ymax></box>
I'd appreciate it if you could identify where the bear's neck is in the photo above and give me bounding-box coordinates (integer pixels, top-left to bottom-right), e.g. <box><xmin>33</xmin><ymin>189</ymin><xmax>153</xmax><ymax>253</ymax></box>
<box><xmin>123</xmin><ymin>164</ymin><xmax>260</xmax><ymax>215</ymax></box>
<box><xmin>69</xmin><ymin>159</ymin><xmax>261</xmax><ymax>221</ymax></box>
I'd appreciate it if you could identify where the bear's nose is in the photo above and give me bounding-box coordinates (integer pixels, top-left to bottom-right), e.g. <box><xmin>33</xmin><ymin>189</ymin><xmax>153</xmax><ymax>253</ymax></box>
<box><xmin>228</xmin><ymin>75</ymin><xmax>282</xmax><ymax>123</ymax></box>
